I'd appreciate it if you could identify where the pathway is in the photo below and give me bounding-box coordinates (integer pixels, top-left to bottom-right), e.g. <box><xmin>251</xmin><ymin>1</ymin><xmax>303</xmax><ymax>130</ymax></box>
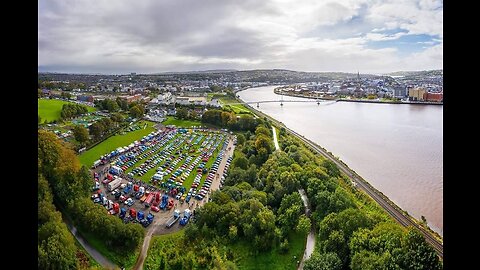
<box><xmin>297</xmin><ymin>189</ymin><xmax>315</xmax><ymax>270</ymax></box>
<box><xmin>272</xmin><ymin>126</ymin><xmax>280</xmax><ymax>151</ymax></box>
<box><xmin>65</xmin><ymin>221</ymin><xmax>118</xmax><ymax>270</ymax></box>
<box><xmin>271</xmin><ymin>126</ymin><xmax>315</xmax><ymax>269</ymax></box>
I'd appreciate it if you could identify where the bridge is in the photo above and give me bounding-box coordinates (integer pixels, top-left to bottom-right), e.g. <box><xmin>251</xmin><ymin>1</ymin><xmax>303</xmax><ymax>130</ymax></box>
<box><xmin>226</xmin><ymin>99</ymin><xmax>338</xmax><ymax>107</ymax></box>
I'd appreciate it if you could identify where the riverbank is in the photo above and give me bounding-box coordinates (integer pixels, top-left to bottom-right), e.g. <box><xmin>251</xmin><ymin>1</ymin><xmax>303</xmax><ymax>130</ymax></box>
<box><xmin>273</xmin><ymin>87</ymin><xmax>443</xmax><ymax>105</ymax></box>
<box><xmin>235</xmin><ymin>92</ymin><xmax>443</xmax><ymax>256</ymax></box>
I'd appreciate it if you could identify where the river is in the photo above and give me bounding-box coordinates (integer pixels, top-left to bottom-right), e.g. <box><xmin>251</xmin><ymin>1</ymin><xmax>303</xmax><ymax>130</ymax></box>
<box><xmin>237</xmin><ymin>86</ymin><xmax>443</xmax><ymax>236</ymax></box>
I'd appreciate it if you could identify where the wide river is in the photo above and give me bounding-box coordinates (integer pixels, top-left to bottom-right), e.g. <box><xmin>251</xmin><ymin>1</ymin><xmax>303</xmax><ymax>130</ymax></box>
<box><xmin>237</xmin><ymin>86</ymin><xmax>443</xmax><ymax>236</ymax></box>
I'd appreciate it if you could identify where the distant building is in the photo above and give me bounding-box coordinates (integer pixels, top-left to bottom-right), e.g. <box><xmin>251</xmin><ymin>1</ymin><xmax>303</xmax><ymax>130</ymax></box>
<box><xmin>120</xmin><ymin>93</ymin><xmax>142</xmax><ymax>103</ymax></box>
<box><xmin>392</xmin><ymin>86</ymin><xmax>407</xmax><ymax>98</ymax></box>
<box><xmin>408</xmin><ymin>88</ymin><xmax>427</xmax><ymax>101</ymax></box>
<box><xmin>77</xmin><ymin>95</ymin><xmax>94</xmax><ymax>102</ymax></box>
<box><xmin>424</xmin><ymin>92</ymin><xmax>443</xmax><ymax>102</ymax></box>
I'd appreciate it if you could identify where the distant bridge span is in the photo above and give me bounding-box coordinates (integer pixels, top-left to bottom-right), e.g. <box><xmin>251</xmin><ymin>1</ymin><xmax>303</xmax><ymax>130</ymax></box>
<box><xmin>226</xmin><ymin>99</ymin><xmax>338</xmax><ymax>106</ymax></box>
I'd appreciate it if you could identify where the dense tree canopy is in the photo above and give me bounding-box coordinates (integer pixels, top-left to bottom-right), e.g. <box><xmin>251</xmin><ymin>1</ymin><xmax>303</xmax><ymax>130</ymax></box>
<box><xmin>60</xmin><ymin>103</ymin><xmax>88</xmax><ymax>119</ymax></box>
<box><xmin>73</xmin><ymin>125</ymin><xmax>89</xmax><ymax>145</ymax></box>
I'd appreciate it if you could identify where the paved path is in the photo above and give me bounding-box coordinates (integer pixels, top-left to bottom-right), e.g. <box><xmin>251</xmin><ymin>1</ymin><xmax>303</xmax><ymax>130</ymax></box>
<box><xmin>297</xmin><ymin>189</ymin><xmax>315</xmax><ymax>270</ymax></box>
<box><xmin>272</xmin><ymin>126</ymin><xmax>280</xmax><ymax>151</ymax></box>
<box><xmin>271</xmin><ymin>126</ymin><xmax>315</xmax><ymax>269</ymax></box>
<box><xmin>65</xmin><ymin>221</ymin><xmax>118</xmax><ymax>270</ymax></box>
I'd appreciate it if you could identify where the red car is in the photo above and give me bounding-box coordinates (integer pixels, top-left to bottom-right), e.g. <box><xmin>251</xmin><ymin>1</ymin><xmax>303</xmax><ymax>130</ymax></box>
<box><xmin>151</xmin><ymin>205</ymin><xmax>160</xmax><ymax>212</ymax></box>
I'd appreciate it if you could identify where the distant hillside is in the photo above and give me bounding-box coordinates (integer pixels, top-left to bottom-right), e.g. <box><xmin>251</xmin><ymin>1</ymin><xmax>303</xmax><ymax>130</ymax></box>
<box><xmin>386</xmin><ymin>70</ymin><xmax>443</xmax><ymax>77</ymax></box>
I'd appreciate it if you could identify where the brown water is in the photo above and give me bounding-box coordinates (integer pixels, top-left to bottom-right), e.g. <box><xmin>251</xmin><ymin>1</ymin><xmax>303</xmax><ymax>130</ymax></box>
<box><xmin>238</xmin><ymin>86</ymin><xmax>443</xmax><ymax>236</ymax></box>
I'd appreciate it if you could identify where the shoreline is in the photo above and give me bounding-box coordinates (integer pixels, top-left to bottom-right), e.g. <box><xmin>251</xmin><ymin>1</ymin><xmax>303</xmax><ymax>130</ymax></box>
<box><xmin>273</xmin><ymin>88</ymin><xmax>443</xmax><ymax>105</ymax></box>
<box><xmin>235</xmin><ymin>88</ymin><xmax>443</xmax><ymax>246</ymax></box>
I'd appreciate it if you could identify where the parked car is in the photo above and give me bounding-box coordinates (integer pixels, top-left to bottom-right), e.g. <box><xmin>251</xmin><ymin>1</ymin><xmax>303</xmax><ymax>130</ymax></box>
<box><xmin>151</xmin><ymin>205</ymin><xmax>160</xmax><ymax>212</ymax></box>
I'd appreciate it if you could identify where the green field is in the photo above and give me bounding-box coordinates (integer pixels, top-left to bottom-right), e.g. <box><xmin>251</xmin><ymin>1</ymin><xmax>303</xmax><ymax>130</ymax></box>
<box><xmin>79</xmin><ymin>229</ymin><xmax>138</xmax><ymax>269</ymax></box>
<box><xmin>233</xmin><ymin>232</ymin><xmax>307</xmax><ymax>270</ymax></box>
<box><xmin>144</xmin><ymin>230</ymin><xmax>306</xmax><ymax>270</ymax></box>
<box><xmin>38</xmin><ymin>98</ymin><xmax>96</xmax><ymax>122</ymax></box>
<box><xmin>208</xmin><ymin>93</ymin><xmax>252</xmax><ymax>114</ymax></box>
<box><xmin>79</xmin><ymin>121</ymin><xmax>156</xmax><ymax>167</ymax></box>
<box><xmin>163</xmin><ymin>116</ymin><xmax>202</xmax><ymax>127</ymax></box>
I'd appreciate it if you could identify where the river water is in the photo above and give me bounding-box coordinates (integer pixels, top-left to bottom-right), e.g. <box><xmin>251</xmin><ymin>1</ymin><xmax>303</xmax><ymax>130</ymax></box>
<box><xmin>237</xmin><ymin>86</ymin><xmax>443</xmax><ymax>236</ymax></box>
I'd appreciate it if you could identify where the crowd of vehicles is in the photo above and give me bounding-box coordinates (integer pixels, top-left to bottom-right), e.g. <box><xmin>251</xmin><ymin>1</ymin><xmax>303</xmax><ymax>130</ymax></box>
<box><xmin>89</xmin><ymin>127</ymin><xmax>236</xmax><ymax>230</ymax></box>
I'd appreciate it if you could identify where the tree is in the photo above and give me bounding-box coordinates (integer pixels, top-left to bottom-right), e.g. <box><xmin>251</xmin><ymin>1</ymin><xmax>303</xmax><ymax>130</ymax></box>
<box><xmin>255</xmin><ymin>126</ymin><xmax>271</xmax><ymax>137</ymax></box>
<box><xmin>130</xmin><ymin>105</ymin><xmax>144</xmax><ymax>118</ymax></box>
<box><xmin>304</xmin><ymin>252</ymin><xmax>342</xmax><ymax>270</ymax></box>
<box><xmin>38</xmin><ymin>115</ymin><xmax>42</xmax><ymax>124</ymax></box>
<box><xmin>38</xmin><ymin>220</ymin><xmax>78</xmax><ymax>270</ymax></box>
<box><xmin>398</xmin><ymin>229</ymin><xmax>442</xmax><ymax>270</ymax></box>
<box><xmin>296</xmin><ymin>214</ymin><xmax>311</xmax><ymax>235</ymax></box>
<box><xmin>233</xmin><ymin>156</ymin><xmax>248</xmax><ymax>170</ymax></box>
<box><xmin>73</xmin><ymin>125</ymin><xmax>89</xmax><ymax>145</ymax></box>
<box><xmin>236</xmin><ymin>134</ymin><xmax>246</xmax><ymax>146</ymax></box>
<box><xmin>89</xmin><ymin>122</ymin><xmax>104</xmax><ymax>140</ymax></box>
<box><xmin>176</xmin><ymin>108</ymin><xmax>188</xmax><ymax>119</ymax></box>
<box><xmin>110</xmin><ymin>112</ymin><xmax>124</xmax><ymax>123</ymax></box>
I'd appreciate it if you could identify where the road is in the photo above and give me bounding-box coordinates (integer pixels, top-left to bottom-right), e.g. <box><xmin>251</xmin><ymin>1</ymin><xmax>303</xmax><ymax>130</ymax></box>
<box><xmin>65</xmin><ymin>221</ymin><xmax>118</xmax><ymax>270</ymax></box>
<box><xmin>272</xmin><ymin>127</ymin><xmax>316</xmax><ymax>269</ymax></box>
<box><xmin>242</xmin><ymin>100</ymin><xmax>444</xmax><ymax>259</ymax></box>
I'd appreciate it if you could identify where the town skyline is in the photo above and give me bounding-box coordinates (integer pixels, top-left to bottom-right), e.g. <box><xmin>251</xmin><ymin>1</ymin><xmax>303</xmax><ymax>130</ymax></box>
<box><xmin>39</xmin><ymin>0</ymin><xmax>443</xmax><ymax>74</ymax></box>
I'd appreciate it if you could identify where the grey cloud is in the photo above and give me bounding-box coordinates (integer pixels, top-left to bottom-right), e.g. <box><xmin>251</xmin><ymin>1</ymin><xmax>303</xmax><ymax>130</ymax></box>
<box><xmin>38</xmin><ymin>0</ymin><xmax>443</xmax><ymax>73</ymax></box>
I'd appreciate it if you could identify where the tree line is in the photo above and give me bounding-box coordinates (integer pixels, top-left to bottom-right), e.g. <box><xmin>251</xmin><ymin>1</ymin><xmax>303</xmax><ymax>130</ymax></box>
<box><xmin>60</xmin><ymin>103</ymin><xmax>89</xmax><ymax>119</ymax></box>
<box><xmin>38</xmin><ymin>130</ymin><xmax>145</xmax><ymax>269</ymax></box>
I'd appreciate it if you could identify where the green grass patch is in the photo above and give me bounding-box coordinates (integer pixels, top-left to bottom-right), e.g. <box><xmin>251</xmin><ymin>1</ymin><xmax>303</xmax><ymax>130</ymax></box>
<box><xmin>78</xmin><ymin>229</ymin><xmax>139</xmax><ymax>269</ymax></box>
<box><xmin>38</xmin><ymin>98</ymin><xmax>95</xmax><ymax>122</ymax></box>
<box><xmin>72</xmin><ymin>235</ymin><xmax>102</xmax><ymax>269</ymax></box>
<box><xmin>163</xmin><ymin>116</ymin><xmax>202</xmax><ymax>128</ymax></box>
<box><xmin>231</xmin><ymin>231</ymin><xmax>307</xmax><ymax>270</ymax></box>
<box><xmin>78</xmin><ymin>121</ymin><xmax>156</xmax><ymax>167</ymax></box>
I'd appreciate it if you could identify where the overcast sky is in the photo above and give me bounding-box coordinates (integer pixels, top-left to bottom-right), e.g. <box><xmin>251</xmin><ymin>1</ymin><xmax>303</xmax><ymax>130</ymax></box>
<box><xmin>38</xmin><ymin>0</ymin><xmax>443</xmax><ymax>74</ymax></box>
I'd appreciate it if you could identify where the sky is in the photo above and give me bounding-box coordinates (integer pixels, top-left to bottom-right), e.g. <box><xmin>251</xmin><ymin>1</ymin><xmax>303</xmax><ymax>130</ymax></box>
<box><xmin>38</xmin><ymin>0</ymin><xmax>443</xmax><ymax>74</ymax></box>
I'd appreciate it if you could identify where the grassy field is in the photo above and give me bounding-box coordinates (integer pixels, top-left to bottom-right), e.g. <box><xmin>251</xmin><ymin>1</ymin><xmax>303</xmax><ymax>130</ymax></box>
<box><xmin>78</xmin><ymin>121</ymin><xmax>156</xmax><ymax>167</ymax></box>
<box><xmin>163</xmin><ymin>116</ymin><xmax>202</xmax><ymax>127</ymax></box>
<box><xmin>38</xmin><ymin>98</ymin><xmax>96</xmax><ymax>122</ymax></box>
<box><xmin>144</xmin><ymin>230</ymin><xmax>185</xmax><ymax>269</ymax></box>
<box><xmin>144</xmin><ymin>230</ymin><xmax>306</xmax><ymax>270</ymax></box>
<box><xmin>79</xmin><ymin>229</ymin><xmax>138</xmax><ymax>269</ymax></box>
<box><xmin>232</xmin><ymin>231</ymin><xmax>307</xmax><ymax>270</ymax></box>
<box><xmin>208</xmin><ymin>93</ymin><xmax>252</xmax><ymax>115</ymax></box>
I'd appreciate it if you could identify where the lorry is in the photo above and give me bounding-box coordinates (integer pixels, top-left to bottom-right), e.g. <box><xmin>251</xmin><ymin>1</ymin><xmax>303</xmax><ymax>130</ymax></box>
<box><xmin>166</xmin><ymin>198</ymin><xmax>174</xmax><ymax>210</ymax></box>
<box><xmin>109</xmin><ymin>203</ymin><xmax>120</xmax><ymax>215</ymax></box>
<box><xmin>123</xmin><ymin>184</ymin><xmax>132</xmax><ymax>194</ymax></box>
<box><xmin>107</xmin><ymin>178</ymin><xmax>123</xmax><ymax>191</ymax></box>
<box><xmin>152</xmin><ymin>192</ymin><xmax>161</xmax><ymax>206</ymax></box>
<box><xmin>160</xmin><ymin>194</ymin><xmax>169</xmax><ymax>210</ymax></box>
<box><xmin>165</xmin><ymin>210</ymin><xmax>181</xmax><ymax>228</ymax></box>
<box><xmin>129</xmin><ymin>208</ymin><xmax>137</xmax><ymax>219</ymax></box>
<box><xmin>179</xmin><ymin>209</ymin><xmax>191</xmax><ymax>226</ymax></box>
<box><xmin>109</xmin><ymin>165</ymin><xmax>123</xmax><ymax>175</ymax></box>
<box><xmin>145</xmin><ymin>192</ymin><xmax>155</xmax><ymax>205</ymax></box>
<box><xmin>119</xmin><ymin>208</ymin><xmax>127</xmax><ymax>219</ymax></box>
<box><xmin>137</xmin><ymin>211</ymin><xmax>145</xmax><ymax>222</ymax></box>
<box><xmin>142</xmin><ymin>213</ymin><xmax>155</xmax><ymax>227</ymax></box>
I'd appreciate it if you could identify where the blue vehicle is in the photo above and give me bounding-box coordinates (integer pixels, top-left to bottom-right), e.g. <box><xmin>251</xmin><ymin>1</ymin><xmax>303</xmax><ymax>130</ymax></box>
<box><xmin>119</xmin><ymin>208</ymin><xmax>126</xmax><ymax>219</ymax></box>
<box><xmin>179</xmin><ymin>209</ymin><xmax>191</xmax><ymax>226</ymax></box>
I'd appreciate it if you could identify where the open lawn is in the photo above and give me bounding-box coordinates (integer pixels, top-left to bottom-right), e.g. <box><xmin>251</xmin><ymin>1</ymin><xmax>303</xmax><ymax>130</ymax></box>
<box><xmin>144</xmin><ymin>231</ymin><xmax>185</xmax><ymax>269</ymax></box>
<box><xmin>38</xmin><ymin>99</ymin><xmax>95</xmax><ymax>122</ymax></box>
<box><xmin>79</xmin><ymin>229</ymin><xmax>138</xmax><ymax>269</ymax></box>
<box><xmin>79</xmin><ymin>121</ymin><xmax>156</xmax><ymax>167</ymax></box>
<box><xmin>232</xmin><ymin>231</ymin><xmax>307</xmax><ymax>270</ymax></box>
<box><xmin>163</xmin><ymin>116</ymin><xmax>202</xmax><ymax>127</ymax></box>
